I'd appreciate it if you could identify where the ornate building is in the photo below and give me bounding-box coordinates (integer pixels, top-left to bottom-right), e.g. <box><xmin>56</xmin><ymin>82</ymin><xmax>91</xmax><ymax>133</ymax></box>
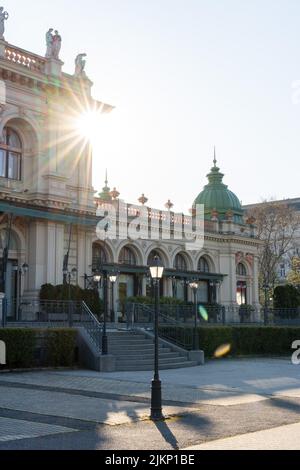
<box><xmin>0</xmin><ymin>18</ymin><xmax>262</xmax><ymax>322</ymax></box>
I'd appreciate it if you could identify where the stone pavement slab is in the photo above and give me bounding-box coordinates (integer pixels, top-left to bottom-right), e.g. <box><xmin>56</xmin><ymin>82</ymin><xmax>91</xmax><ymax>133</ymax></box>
<box><xmin>0</xmin><ymin>386</ymin><xmax>192</xmax><ymax>425</ymax></box>
<box><xmin>0</xmin><ymin>416</ymin><xmax>76</xmax><ymax>442</ymax></box>
<box><xmin>184</xmin><ymin>422</ymin><xmax>300</xmax><ymax>450</ymax></box>
<box><xmin>97</xmin><ymin>358</ymin><xmax>300</xmax><ymax>395</ymax></box>
<box><xmin>0</xmin><ymin>370</ymin><xmax>268</xmax><ymax>407</ymax></box>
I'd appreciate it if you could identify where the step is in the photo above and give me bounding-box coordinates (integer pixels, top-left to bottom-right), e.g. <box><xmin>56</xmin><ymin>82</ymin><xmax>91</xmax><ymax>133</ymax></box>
<box><xmin>108</xmin><ymin>338</ymin><xmax>153</xmax><ymax>346</ymax></box>
<box><xmin>107</xmin><ymin>334</ymin><xmax>147</xmax><ymax>340</ymax></box>
<box><xmin>108</xmin><ymin>346</ymin><xmax>169</xmax><ymax>353</ymax></box>
<box><xmin>116</xmin><ymin>361</ymin><xmax>198</xmax><ymax>371</ymax></box>
<box><xmin>115</xmin><ymin>351</ymin><xmax>176</xmax><ymax>359</ymax></box>
<box><xmin>116</xmin><ymin>356</ymin><xmax>186</xmax><ymax>365</ymax></box>
<box><xmin>107</xmin><ymin>343</ymin><xmax>158</xmax><ymax>350</ymax></box>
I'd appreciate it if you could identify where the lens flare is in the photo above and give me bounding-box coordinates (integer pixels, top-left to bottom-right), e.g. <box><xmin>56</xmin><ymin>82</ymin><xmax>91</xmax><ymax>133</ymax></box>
<box><xmin>214</xmin><ymin>343</ymin><xmax>231</xmax><ymax>358</ymax></box>
<box><xmin>76</xmin><ymin>110</ymin><xmax>103</xmax><ymax>143</ymax></box>
<box><xmin>199</xmin><ymin>305</ymin><xmax>208</xmax><ymax>322</ymax></box>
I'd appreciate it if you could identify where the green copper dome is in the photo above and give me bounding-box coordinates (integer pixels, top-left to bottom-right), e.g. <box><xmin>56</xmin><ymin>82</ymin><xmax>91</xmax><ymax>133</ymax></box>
<box><xmin>98</xmin><ymin>170</ymin><xmax>112</xmax><ymax>202</ymax></box>
<box><xmin>194</xmin><ymin>158</ymin><xmax>244</xmax><ymax>224</ymax></box>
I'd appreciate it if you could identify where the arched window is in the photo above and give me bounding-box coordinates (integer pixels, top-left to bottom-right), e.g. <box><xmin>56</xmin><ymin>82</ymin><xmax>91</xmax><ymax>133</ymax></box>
<box><xmin>198</xmin><ymin>257</ymin><xmax>210</xmax><ymax>273</ymax></box>
<box><xmin>147</xmin><ymin>250</ymin><xmax>163</xmax><ymax>266</ymax></box>
<box><xmin>92</xmin><ymin>244</ymin><xmax>107</xmax><ymax>271</ymax></box>
<box><xmin>119</xmin><ymin>246</ymin><xmax>136</xmax><ymax>265</ymax></box>
<box><xmin>0</xmin><ymin>127</ymin><xmax>22</xmax><ymax>180</ymax></box>
<box><xmin>174</xmin><ymin>253</ymin><xmax>187</xmax><ymax>271</ymax></box>
<box><xmin>0</xmin><ymin>229</ymin><xmax>19</xmax><ymax>251</ymax></box>
<box><xmin>236</xmin><ymin>263</ymin><xmax>247</xmax><ymax>276</ymax></box>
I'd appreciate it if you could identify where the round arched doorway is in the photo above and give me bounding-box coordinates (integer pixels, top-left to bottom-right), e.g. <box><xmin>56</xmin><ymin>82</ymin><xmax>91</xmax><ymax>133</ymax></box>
<box><xmin>118</xmin><ymin>246</ymin><xmax>141</xmax><ymax>317</ymax></box>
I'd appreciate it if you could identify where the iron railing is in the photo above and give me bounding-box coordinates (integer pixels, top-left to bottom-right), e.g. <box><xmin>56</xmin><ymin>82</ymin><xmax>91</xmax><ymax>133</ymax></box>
<box><xmin>125</xmin><ymin>302</ymin><xmax>300</xmax><ymax>326</ymax></box>
<box><xmin>80</xmin><ymin>301</ymin><xmax>102</xmax><ymax>352</ymax></box>
<box><xmin>5</xmin><ymin>299</ymin><xmax>82</xmax><ymax>324</ymax></box>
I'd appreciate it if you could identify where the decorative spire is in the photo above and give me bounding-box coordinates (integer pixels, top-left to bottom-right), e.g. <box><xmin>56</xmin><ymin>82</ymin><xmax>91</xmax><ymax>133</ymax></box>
<box><xmin>165</xmin><ymin>200</ymin><xmax>174</xmax><ymax>211</ymax></box>
<box><xmin>138</xmin><ymin>194</ymin><xmax>148</xmax><ymax>206</ymax></box>
<box><xmin>98</xmin><ymin>170</ymin><xmax>112</xmax><ymax>201</ymax></box>
<box><xmin>213</xmin><ymin>146</ymin><xmax>217</xmax><ymax>167</ymax></box>
<box><xmin>110</xmin><ymin>187</ymin><xmax>120</xmax><ymax>200</ymax></box>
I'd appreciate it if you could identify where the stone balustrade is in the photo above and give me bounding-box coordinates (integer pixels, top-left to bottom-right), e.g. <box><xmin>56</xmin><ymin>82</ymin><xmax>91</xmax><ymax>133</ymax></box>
<box><xmin>5</xmin><ymin>44</ymin><xmax>46</xmax><ymax>73</ymax></box>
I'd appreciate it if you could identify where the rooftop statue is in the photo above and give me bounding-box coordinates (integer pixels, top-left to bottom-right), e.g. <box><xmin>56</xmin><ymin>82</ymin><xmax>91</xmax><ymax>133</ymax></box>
<box><xmin>0</xmin><ymin>7</ymin><xmax>9</xmax><ymax>41</ymax></box>
<box><xmin>45</xmin><ymin>28</ymin><xmax>62</xmax><ymax>60</ymax></box>
<box><xmin>74</xmin><ymin>53</ymin><xmax>87</xmax><ymax>77</ymax></box>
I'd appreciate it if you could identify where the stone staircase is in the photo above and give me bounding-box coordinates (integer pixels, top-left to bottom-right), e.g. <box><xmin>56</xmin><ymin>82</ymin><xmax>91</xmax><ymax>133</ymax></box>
<box><xmin>107</xmin><ymin>330</ymin><xmax>198</xmax><ymax>371</ymax></box>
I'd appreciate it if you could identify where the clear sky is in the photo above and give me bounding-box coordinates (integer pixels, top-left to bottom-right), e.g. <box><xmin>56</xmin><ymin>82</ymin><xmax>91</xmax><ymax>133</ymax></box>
<box><xmin>4</xmin><ymin>0</ymin><xmax>300</xmax><ymax>212</ymax></box>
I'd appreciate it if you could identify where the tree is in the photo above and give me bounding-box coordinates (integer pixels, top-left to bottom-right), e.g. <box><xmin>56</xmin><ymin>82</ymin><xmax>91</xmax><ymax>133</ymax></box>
<box><xmin>287</xmin><ymin>256</ymin><xmax>300</xmax><ymax>289</ymax></box>
<box><xmin>273</xmin><ymin>284</ymin><xmax>300</xmax><ymax>309</ymax></box>
<box><xmin>248</xmin><ymin>201</ymin><xmax>300</xmax><ymax>290</ymax></box>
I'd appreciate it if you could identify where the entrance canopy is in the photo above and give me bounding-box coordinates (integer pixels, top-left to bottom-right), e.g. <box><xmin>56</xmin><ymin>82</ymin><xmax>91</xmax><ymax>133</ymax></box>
<box><xmin>97</xmin><ymin>262</ymin><xmax>225</xmax><ymax>282</ymax></box>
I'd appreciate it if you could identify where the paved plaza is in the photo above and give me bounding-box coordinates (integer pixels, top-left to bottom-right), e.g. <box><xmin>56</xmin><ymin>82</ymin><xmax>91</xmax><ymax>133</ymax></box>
<box><xmin>0</xmin><ymin>358</ymin><xmax>299</xmax><ymax>449</ymax></box>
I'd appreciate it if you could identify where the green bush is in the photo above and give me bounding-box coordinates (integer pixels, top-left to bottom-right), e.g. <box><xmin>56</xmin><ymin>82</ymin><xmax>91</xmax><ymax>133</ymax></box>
<box><xmin>274</xmin><ymin>285</ymin><xmax>300</xmax><ymax>309</ymax></box>
<box><xmin>46</xmin><ymin>329</ymin><xmax>77</xmax><ymax>367</ymax></box>
<box><xmin>0</xmin><ymin>329</ymin><xmax>36</xmax><ymax>368</ymax></box>
<box><xmin>40</xmin><ymin>283</ymin><xmax>103</xmax><ymax>317</ymax></box>
<box><xmin>159</xmin><ymin>325</ymin><xmax>300</xmax><ymax>357</ymax></box>
<box><xmin>0</xmin><ymin>328</ymin><xmax>77</xmax><ymax>369</ymax></box>
<box><xmin>127</xmin><ymin>296</ymin><xmax>189</xmax><ymax>305</ymax></box>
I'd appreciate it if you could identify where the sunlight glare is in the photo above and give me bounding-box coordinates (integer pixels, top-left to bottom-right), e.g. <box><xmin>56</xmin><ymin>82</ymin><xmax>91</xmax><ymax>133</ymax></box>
<box><xmin>76</xmin><ymin>110</ymin><xmax>103</xmax><ymax>144</ymax></box>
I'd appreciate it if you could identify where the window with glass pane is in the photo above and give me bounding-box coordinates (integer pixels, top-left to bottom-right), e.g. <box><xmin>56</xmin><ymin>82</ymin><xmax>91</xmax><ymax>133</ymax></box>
<box><xmin>236</xmin><ymin>263</ymin><xmax>247</xmax><ymax>276</ymax></box>
<box><xmin>0</xmin><ymin>127</ymin><xmax>22</xmax><ymax>181</ymax></box>
<box><xmin>92</xmin><ymin>244</ymin><xmax>107</xmax><ymax>271</ymax></box>
<box><xmin>236</xmin><ymin>281</ymin><xmax>247</xmax><ymax>305</ymax></box>
<box><xmin>119</xmin><ymin>247</ymin><xmax>136</xmax><ymax>265</ymax></box>
<box><xmin>147</xmin><ymin>250</ymin><xmax>162</xmax><ymax>265</ymax></box>
<box><xmin>8</xmin><ymin>153</ymin><xmax>21</xmax><ymax>180</ymax></box>
<box><xmin>174</xmin><ymin>253</ymin><xmax>187</xmax><ymax>271</ymax></box>
<box><xmin>0</xmin><ymin>150</ymin><xmax>6</xmax><ymax>177</ymax></box>
<box><xmin>198</xmin><ymin>257</ymin><xmax>210</xmax><ymax>273</ymax></box>
<box><xmin>197</xmin><ymin>281</ymin><xmax>209</xmax><ymax>303</ymax></box>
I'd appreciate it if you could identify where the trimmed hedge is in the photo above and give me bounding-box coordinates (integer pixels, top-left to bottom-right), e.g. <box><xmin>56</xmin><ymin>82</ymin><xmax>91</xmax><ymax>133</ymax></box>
<box><xmin>46</xmin><ymin>329</ymin><xmax>77</xmax><ymax>367</ymax></box>
<box><xmin>0</xmin><ymin>328</ymin><xmax>77</xmax><ymax>369</ymax></box>
<box><xmin>159</xmin><ymin>325</ymin><xmax>300</xmax><ymax>357</ymax></box>
<box><xmin>40</xmin><ymin>284</ymin><xmax>103</xmax><ymax>317</ymax></box>
<box><xmin>0</xmin><ymin>329</ymin><xmax>36</xmax><ymax>368</ymax></box>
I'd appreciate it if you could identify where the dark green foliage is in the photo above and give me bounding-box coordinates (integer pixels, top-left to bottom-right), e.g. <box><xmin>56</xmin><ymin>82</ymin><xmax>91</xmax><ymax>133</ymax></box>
<box><xmin>0</xmin><ymin>328</ymin><xmax>77</xmax><ymax>369</ymax></box>
<box><xmin>0</xmin><ymin>329</ymin><xmax>36</xmax><ymax>368</ymax></box>
<box><xmin>40</xmin><ymin>284</ymin><xmax>103</xmax><ymax>316</ymax></box>
<box><xmin>159</xmin><ymin>325</ymin><xmax>300</xmax><ymax>357</ymax></box>
<box><xmin>46</xmin><ymin>329</ymin><xmax>77</xmax><ymax>367</ymax></box>
<box><xmin>274</xmin><ymin>285</ymin><xmax>300</xmax><ymax>309</ymax></box>
<box><xmin>127</xmin><ymin>296</ymin><xmax>189</xmax><ymax>305</ymax></box>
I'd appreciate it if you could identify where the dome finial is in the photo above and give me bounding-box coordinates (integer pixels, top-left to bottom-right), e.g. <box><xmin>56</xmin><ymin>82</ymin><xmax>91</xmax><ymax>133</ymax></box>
<box><xmin>99</xmin><ymin>169</ymin><xmax>112</xmax><ymax>201</ymax></box>
<box><xmin>213</xmin><ymin>146</ymin><xmax>217</xmax><ymax>167</ymax></box>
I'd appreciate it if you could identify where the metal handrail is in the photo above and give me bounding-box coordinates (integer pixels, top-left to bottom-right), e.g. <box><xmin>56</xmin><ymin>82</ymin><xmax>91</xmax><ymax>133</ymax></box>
<box><xmin>80</xmin><ymin>301</ymin><xmax>103</xmax><ymax>352</ymax></box>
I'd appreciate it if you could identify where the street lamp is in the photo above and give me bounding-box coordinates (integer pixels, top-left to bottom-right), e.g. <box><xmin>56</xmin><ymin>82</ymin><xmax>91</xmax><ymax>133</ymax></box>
<box><xmin>109</xmin><ymin>272</ymin><xmax>118</xmax><ymax>323</ymax></box>
<box><xmin>94</xmin><ymin>271</ymin><xmax>109</xmax><ymax>355</ymax></box>
<box><xmin>63</xmin><ymin>267</ymin><xmax>77</xmax><ymax>327</ymax></box>
<box><xmin>262</xmin><ymin>283</ymin><xmax>270</xmax><ymax>326</ymax></box>
<box><xmin>149</xmin><ymin>256</ymin><xmax>164</xmax><ymax>421</ymax></box>
<box><xmin>13</xmin><ymin>262</ymin><xmax>29</xmax><ymax>321</ymax></box>
<box><xmin>189</xmin><ymin>281</ymin><xmax>199</xmax><ymax>350</ymax></box>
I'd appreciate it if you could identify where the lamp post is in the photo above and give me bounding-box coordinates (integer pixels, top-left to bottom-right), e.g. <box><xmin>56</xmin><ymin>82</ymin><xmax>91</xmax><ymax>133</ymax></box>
<box><xmin>109</xmin><ymin>272</ymin><xmax>118</xmax><ymax>323</ymax></box>
<box><xmin>263</xmin><ymin>283</ymin><xmax>269</xmax><ymax>326</ymax></box>
<box><xmin>94</xmin><ymin>271</ymin><xmax>109</xmax><ymax>355</ymax></box>
<box><xmin>63</xmin><ymin>267</ymin><xmax>77</xmax><ymax>327</ymax></box>
<box><xmin>13</xmin><ymin>262</ymin><xmax>29</xmax><ymax>321</ymax></box>
<box><xmin>149</xmin><ymin>256</ymin><xmax>164</xmax><ymax>421</ymax></box>
<box><xmin>189</xmin><ymin>281</ymin><xmax>199</xmax><ymax>350</ymax></box>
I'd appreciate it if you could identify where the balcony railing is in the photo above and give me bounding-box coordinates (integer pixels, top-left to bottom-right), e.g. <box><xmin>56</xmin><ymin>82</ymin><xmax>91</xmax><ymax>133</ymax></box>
<box><xmin>5</xmin><ymin>44</ymin><xmax>46</xmax><ymax>74</ymax></box>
